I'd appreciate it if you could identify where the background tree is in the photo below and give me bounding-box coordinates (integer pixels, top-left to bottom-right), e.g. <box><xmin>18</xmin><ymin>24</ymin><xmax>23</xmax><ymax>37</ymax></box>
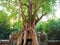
<box><xmin>44</xmin><ymin>19</ymin><xmax>60</xmax><ymax>40</ymax></box>
<box><xmin>36</xmin><ymin>18</ymin><xmax>60</xmax><ymax>40</ymax></box>
<box><xmin>0</xmin><ymin>0</ymin><xmax>21</xmax><ymax>39</ymax></box>
<box><xmin>0</xmin><ymin>10</ymin><xmax>12</xmax><ymax>39</ymax></box>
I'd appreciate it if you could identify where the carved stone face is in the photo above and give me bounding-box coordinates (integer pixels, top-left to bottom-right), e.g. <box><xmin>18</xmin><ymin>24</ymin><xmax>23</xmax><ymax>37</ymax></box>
<box><xmin>9</xmin><ymin>33</ymin><xmax>19</xmax><ymax>40</ymax></box>
<box><xmin>40</xmin><ymin>33</ymin><xmax>47</xmax><ymax>42</ymax></box>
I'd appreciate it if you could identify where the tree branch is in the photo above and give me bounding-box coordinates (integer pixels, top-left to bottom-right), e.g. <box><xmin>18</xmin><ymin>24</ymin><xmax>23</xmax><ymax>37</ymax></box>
<box><xmin>28</xmin><ymin>0</ymin><xmax>32</xmax><ymax>26</ymax></box>
<box><xmin>19</xmin><ymin>0</ymin><xmax>27</xmax><ymax>31</ymax></box>
<box><xmin>33</xmin><ymin>2</ymin><xmax>37</xmax><ymax>26</ymax></box>
<box><xmin>36</xmin><ymin>0</ymin><xmax>45</xmax><ymax>12</ymax></box>
<box><xmin>23</xmin><ymin>3</ymin><xmax>28</xmax><ymax>7</ymax></box>
<box><xmin>36</xmin><ymin>5</ymin><xmax>43</xmax><ymax>12</ymax></box>
<box><xmin>19</xmin><ymin>0</ymin><xmax>26</xmax><ymax>22</ymax></box>
<box><xmin>36</xmin><ymin>6</ymin><xmax>41</xmax><ymax>12</ymax></box>
<box><xmin>35</xmin><ymin>13</ymin><xmax>47</xmax><ymax>24</ymax></box>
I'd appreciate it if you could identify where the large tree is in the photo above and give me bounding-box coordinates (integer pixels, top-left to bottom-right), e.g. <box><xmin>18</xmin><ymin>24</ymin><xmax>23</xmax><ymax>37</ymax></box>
<box><xmin>0</xmin><ymin>0</ymin><xmax>56</xmax><ymax>45</ymax></box>
<box><xmin>17</xmin><ymin>0</ymin><xmax>56</xmax><ymax>45</ymax></box>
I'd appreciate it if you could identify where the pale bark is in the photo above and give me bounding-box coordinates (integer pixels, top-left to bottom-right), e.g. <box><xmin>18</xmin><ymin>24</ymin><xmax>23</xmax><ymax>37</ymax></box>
<box><xmin>17</xmin><ymin>0</ymin><xmax>39</xmax><ymax>45</ymax></box>
<box><xmin>23</xmin><ymin>31</ymin><xmax>27</xmax><ymax>45</ymax></box>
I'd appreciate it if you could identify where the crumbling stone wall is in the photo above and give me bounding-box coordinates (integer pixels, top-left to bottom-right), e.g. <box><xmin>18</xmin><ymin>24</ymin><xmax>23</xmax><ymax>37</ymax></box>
<box><xmin>0</xmin><ymin>40</ymin><xmax>9</xmax><ymax>45</ymax></box>
<box><xmin>0</xmin><ymin>32</ymin><xmax>60</xmax><ymax>45</ymax></box>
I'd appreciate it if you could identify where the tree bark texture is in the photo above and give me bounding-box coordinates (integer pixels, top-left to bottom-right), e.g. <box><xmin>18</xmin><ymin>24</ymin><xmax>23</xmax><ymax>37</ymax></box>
<box><xmin>17</xmin><ymin>0</ymin><xmax>39</xmax><ymax>45</ymax></box>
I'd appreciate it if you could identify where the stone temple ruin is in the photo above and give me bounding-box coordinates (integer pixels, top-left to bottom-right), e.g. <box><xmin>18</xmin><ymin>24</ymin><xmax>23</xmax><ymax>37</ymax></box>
<box><xmin>0</xmin><ymin>32</ymin><xmax>60</xmax><ymax>45</ymax></box>
<box><xmin>9</xmin><ymin>32</ymin><xmax>48</xmax><ymax>45</ymax></box>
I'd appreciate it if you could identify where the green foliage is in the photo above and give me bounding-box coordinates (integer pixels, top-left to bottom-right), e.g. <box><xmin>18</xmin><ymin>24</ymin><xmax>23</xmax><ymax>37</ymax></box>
<box><xmin>33</xmin><ymin>0</ymin><xmax>56</xmax><ymax>13</ymax></box>
<box><xmin>36</xmin><ymin>22</ymin><xmax>44</xmax><ymax>32</ymax></box>
<box><xmin>45</xmin><ymin>19</ymin><xmax>60</xmax><ymax>40</ymax></box>
<box><xmin>12</xmin><ymin>20</ymin><xmax>23</xmax><ymax>32</ymax></box>
<box><xmin>0</xmin><ymin>0</ymin><xmax>22</xmax><ymax>39</ymax></box>
<box><xmin>19</xmin><ymin>0</ymin><xmax>56</xmax><ymax>21</ymax></box>
<box><xmin>36</xmin><ymin>19</ymin><xmax>60</xmax><ymax>40</ymax></box>
<box><xmin>0</xmin><ymin>0</ymin><xmax>20</xmax><ymax>19</ymax></box>
<box><xmin>0</xmin><ymin>0</ymin><xmax>56</xmax><ymax>39</ymax></box>
<box><xmin>0</xmin><ymin>10</ymin><xmax>12</xmax><ymax>39</ymax></box>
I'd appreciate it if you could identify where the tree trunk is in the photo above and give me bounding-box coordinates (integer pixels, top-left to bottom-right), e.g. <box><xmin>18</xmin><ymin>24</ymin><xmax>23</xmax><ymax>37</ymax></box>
<box><xmin>17</xmin><ymin>0</ymin><xmax>39</xmax><ymax>45</ymax></box>
<box><xmin>17</xmin><ymin>25</ymin><xmax>39</xmax><ymax>45</ymax></box>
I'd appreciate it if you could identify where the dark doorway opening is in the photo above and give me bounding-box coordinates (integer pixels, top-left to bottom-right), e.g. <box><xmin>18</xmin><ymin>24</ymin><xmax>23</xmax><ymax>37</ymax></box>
<box><xmin>21</xmin><ymin>39</ymin><xmax>32</xmax><ymax>45</ymax></box>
